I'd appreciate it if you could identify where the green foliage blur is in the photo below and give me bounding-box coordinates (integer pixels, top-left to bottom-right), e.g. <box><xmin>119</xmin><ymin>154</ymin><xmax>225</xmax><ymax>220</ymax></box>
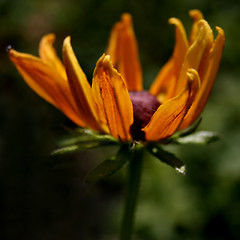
<box><xmin>1</xmin><ymin>0</ymin><xmax>240</xmax><ymax>239</ymax></box>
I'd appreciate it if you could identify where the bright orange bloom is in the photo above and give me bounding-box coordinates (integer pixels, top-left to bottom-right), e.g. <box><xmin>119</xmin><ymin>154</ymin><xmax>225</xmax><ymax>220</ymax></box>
<box><xmin>8</xmin><ymin>10</ymin><xmax>225</xmax><ymax>142</ymax></box>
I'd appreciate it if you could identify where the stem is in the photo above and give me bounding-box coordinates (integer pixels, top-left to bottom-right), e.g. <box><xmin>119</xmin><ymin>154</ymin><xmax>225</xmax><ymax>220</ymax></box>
<box><xmin>120</xmin><ymin>144</ymin><xmax>144</xmax><ymax>240</ymax></box>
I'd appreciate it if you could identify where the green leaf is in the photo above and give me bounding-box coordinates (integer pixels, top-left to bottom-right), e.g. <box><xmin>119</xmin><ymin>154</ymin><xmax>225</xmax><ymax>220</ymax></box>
<box><xmin>173</xmin><ymin>131</ymin><xmax>220</xmax><ymax>145</ymax></box>
<box><xmin>85</xmin><ymin>144</ymin><xmax>131</xmax><ymax>183</ymax></box>
<box><xmin>146</xmin><ymin>143</ymin><xmax>186</xmax><ymax>175</ymax></box>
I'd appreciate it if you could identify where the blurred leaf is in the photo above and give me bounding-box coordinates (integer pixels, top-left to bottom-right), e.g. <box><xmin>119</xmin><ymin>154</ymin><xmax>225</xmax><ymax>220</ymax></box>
<box><xmin>173</xmin><ymin>131</ymin><xmax>221</xmax><ymax>145</ymax></box>
<box><xmin>86</xmin><ymin>144</ymin><xmax>131</xmax><ymax>183</ymax></box>
<box><xmin>146</xmin><ymin>143</ymin><xmax>186</xmax><ymax>175</ymax></box>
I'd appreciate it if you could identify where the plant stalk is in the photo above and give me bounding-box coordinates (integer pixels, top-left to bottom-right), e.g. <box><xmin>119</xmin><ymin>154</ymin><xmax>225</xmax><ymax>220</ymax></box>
<box><xmin>120</xmin><ymin>144</ymin><xmax>144</xmax><ymax>240</ymax></box>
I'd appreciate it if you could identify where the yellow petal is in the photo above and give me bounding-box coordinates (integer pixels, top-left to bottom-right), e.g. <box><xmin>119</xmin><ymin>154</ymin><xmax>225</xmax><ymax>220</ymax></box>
<box><xmin>169</xmin><ymin>18</ymin><xmax>189</xmax><ymax>80</ymax></box>
<box><xmin>62</xmin><ymin>36</ymin><xmax>108</xmax><ymax>132</ymax></box>
<box><xmin>149</xmin><ymin>58</ymin><xmax>176</xmax><ymax>102</ymax></box>
<box><xmin>92</xmin><ymin>54</ymin><xmax>133</xmax><ymax>141</ymax></box>
<box><xmin>189</xmin><ymin>10</ymin><xmax>204</xmax><ymax>45</ymax></box>
<box><xmin>179</xmin><ymin>27</ymin><xmax>225</xmax><ymax>129</ymax></box>
<box><xmin>174</xmin><ymin>20</ymin><xmax>213</xmax><ymax>96</ymax></box>
<box><xmin>106</xmin><ymin>13</ymin><xmax>143</xmax><ymax>91</ymax></box>
<box><xmin>39</xmin><ymin>34</ymin><xmax>67</xmax><ymax>79</ymax></box>
<box><xmin>8</xmin><ymin>49</ymin><xmax>85</xmax><ymax>127</ymax></box>
<box><xmin>143</xmin><ymin>68</ymin><xmax>200</xmax><ymax>141</ymax></box>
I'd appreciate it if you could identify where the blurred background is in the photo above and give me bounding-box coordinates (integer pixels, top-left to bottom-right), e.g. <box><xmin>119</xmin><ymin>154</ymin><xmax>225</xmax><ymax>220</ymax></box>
<box><xmin>1</xmin><ymin>0</ymin><xmax>240</xmax><ymax>239</ymax></box>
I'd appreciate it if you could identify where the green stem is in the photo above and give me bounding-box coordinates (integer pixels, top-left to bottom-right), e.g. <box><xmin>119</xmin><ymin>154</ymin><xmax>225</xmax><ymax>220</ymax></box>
<box><xmin>120</xmin><ymin>144</ymin><xmax>144</xmax><ymax>240</ymax></box>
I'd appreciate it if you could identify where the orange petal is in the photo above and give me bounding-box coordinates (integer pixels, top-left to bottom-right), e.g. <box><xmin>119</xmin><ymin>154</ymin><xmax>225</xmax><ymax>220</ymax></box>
<box><xmin>179</xmin><ymin>27</ymin><xmax>225</xmax><ymax>129</ymax></box>
<box><xmin>174</xmin><ymin>20</ymin><xmax>213</xmax><ymax>96</ymax></box>
<box><xmin>39</xmin><ymin>34</ymin><xmax>67</xmax><ymax>79</ymax></box>
<box><xmin>106</xmin><ymin>13</ymin><xmax>143</xmax><ymax>91</ymax></box>
<box><xmin>150</xmin><ymin>18</ymin><xmax>188</xmax><ymax>103</ymax></box>
<box><xmin>106</xmin><ymin>22</ymin><xmax>121</xmax><ymax>66</ymax></box>
<box><xmin>149</xmin><ymin>58</ymin><xmax>176</xmax><ymax>102</ymax></box>
<box><xmin>8</xmin><ymin>49</ymin><xmax>85</xmax><ymax>127</ymax></box>
<box><xmin>169</xmin><ymin>18</ymin><xmax>189</xmax><ymax>80</ymax></box>
<box><xmin>92</xmin><ymin>54</ymin><xmax>133</xmax><ymax>141</ymax></box>
<box><xmin>143</xmin><ymin>68</ymin><xmax>200</xmax><ymax>141</ymax></box>
<box><xmin>189</xmin><ymin>10</ymin><xmax>204</xmax><ymax>45</ymax></box>
<box><xmin>62</xmin><ymin>36</ymin><xmax>107</xmax><ymax>132</ymax></box>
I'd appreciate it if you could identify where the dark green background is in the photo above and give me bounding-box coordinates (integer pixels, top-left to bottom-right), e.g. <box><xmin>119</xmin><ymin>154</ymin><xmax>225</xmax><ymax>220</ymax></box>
<box><xmin>1</xmin><ymin>0</ymin><xmax>240</xmax><ymax>239</ymax></box>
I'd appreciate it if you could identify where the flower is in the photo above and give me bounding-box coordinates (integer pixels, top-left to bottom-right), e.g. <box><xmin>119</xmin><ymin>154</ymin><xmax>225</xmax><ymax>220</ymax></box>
<box><xmin>8</xmin><ymin>10</ymin><xmax>225</xmax><ymax>142</ymax></box>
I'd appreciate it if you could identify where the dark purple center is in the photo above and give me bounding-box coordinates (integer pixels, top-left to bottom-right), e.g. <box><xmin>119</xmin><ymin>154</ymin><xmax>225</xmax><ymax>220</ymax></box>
<box><xmin>129</xmin><ymin>90</ymin><xmax>161</xmax><ymax>140</ymax></box>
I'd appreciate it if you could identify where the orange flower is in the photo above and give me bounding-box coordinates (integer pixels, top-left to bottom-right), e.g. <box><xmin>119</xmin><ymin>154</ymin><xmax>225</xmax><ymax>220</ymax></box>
<box><xmin>8</xmin><ymin>10</ymin><xmax>225</xmax><ymax>142</ymax></box>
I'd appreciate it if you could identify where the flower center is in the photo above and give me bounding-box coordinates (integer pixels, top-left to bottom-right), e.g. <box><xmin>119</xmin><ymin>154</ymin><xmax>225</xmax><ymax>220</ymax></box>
<box><xmin>129</xmin><ymin>90</ymin><xmax>161</xmax><ymax>140</ymax></box>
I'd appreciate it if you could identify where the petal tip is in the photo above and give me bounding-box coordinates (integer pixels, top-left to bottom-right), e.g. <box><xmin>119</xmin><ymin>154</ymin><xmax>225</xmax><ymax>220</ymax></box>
<box><xmin>63</xmin><ymin>35</ymin><xmax>71</xmax><ymax>45</ymax></box>
<box><xmin>216</xmin><ymin>26</ymin><xmax>225</xmax><ymax>38</ymax></box>
<box><xmin>121</xmin><ymin>13</ymin><xmax>132</xmax><ymax>26</ymax></box>
<box><xmin>186</xmin><ymin>68</ymin><xmax>201</xmax><ymax>90</ymax></box>
<box><xmin>41</xmin><ymin>33</ymin><xmax>56</xmax><ymax>42</ymax></box>
<box><xmin>186</xmin><ymin>68</ymin><xmax>197</xmax><ymax>81</ymax></box>
<box><xmin>168</xmin><ymin>17</ymin><xmax>179</xmax><ymax>25</ymax></box>
<box><xmin>189</xmin><ymin>9</ymin><xmax>204</xmax><ymax>21</ymax></box>
<box><xmin>62</xmin><ymin>36</ymin><xmax>72</xmax><ymax>53</ymax></box>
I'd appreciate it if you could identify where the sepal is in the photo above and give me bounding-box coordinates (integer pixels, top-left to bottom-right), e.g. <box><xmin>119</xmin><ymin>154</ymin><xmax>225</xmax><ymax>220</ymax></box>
<box><xmin>172</xmin><ymin>117</ymin><xmax>202</xmax><ymax>139</ymax></box>
<box><xmin>146</xmin><ymin>143</ymin><xmax>186</xmax><ymax>175</ymax></box>
<box><xmin>51</xmin><ymin>128</ymin><xmax>118</xmax><ymax>155</ymax></box>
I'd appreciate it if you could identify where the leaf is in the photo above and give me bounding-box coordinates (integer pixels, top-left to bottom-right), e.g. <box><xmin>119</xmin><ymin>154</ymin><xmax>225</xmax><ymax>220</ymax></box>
<box><xmin>173</xmin><ymin>131</ymin><xmax>220</xmax><ymax>145</ymax></box>
<box><xmin>85</xmin><ymin>144</ymin><xmax>131</xmax><ymax>183</ymax></box>
<box><xmin>146</xmin><ymin>143</ymin><xmax>186</xmax><ymax>175</ymax></box>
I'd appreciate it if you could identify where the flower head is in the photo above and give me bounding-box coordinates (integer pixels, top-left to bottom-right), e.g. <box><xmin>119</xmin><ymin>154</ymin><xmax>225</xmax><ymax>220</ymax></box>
<box><xmin>8</xmin><ymin>10</ymin><xmax>225</xmax><ymax>143</ymax></box>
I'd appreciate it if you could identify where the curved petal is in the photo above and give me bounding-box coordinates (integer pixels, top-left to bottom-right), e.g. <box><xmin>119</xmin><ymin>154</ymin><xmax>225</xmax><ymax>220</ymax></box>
<box><xmin>62</xmin><ymin>36</ymin><xmax>108</xmax><ymax>132</ymax></box>
<box><xmin>169</xmin><ymin>18</ymin><xmax>188</xmax><ymax>80</ymax></box>
<box><xmin>143</xmin><ymin>68</ymin><xmax>200</xmax><ymax>141</ymax></box>
<box><xmin>150</xmin><ymin>18</ymin><xmax>188</xmax><ymax>103</ymax></box>
<box><xmin>149</xmin><ymin>58</ymin><xmax>176</xmax><ymax>102</ymax></box>
<box><xmin>179</xmin><ymin>27</ymin><xmax>225</xmax><ymax>129</ymax></box>
<box><xmin>189</xmin><ymin>10</ymin><xmax>204</xmax><ymax>45</ymax></box>
<box><xmin>174</xmin><ymin>20</ymin><xmax>214</xmax><ymax>96</ymax></box>
<box><xmin>8</xmin><ymin>49</ymin><xmax>85</xmax><ymax>127</ymax></box>
<box><xmin>92</xmin><ymin>54</ymin><xmax>133</xmax><ymax>141</ymax></box>
<box><xmin>39</xmin><ymin>34</ymin><xmax>67</xmax><ymax>79</ymax></box>
<box><xmin>106</xmin><ymin>13</ymin><xmax>143</xmax><ymax>91</ymax></box>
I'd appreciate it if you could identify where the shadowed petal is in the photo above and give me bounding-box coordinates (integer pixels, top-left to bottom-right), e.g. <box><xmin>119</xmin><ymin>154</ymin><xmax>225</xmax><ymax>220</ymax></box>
<box><xmin>39</xmin><ymin>34</ymin><xmax>67</xmax><ymax>79</ymax></box>
<box><xmin>62</xmin><ymin>36</ymin><xmax>108</xmax><ymax>132</ymax></box>
<box><xmin>179</xmin><ymin>27</ymin><xmax>225</xmax><ymax>129</ymax></box>
<box><xmin>92</xmin><ymin>54</ymin><xmax>133</xmax><ymax>141</ymax></box>
<box><xmin>107</xmin><ymin>13</ymin><xmax>143</xmax><ymax>91</ymax></box>
<box><xmin>149</xmin><ymin>58</ymin><xmax>176</xmax><ymax>102</ymax></box>
<box><xmin>143</xmin><ymin>68</ymin><xmax>200</xmax><ymax>141</ymax></box>
<box><xmin>174</xmin><ymin>20</ymin><xmax>213</xmax><ymax>96</ymax></box>
<box><xmin>9</xmin><ymin>49</ymin><xmax>85</xmax><ymax>127</ymax></box>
